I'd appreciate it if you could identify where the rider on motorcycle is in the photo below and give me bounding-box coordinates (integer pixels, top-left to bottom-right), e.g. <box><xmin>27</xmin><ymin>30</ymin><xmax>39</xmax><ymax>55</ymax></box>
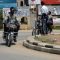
<box><xmin>3</xmin><ymin>7</ymin><xmax>20</xmax><ymax>42</ymax></box>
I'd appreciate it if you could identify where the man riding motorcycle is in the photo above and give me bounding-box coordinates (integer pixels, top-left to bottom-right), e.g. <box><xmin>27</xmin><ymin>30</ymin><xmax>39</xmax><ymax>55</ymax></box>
<box><xmin>3</xmin><ymin>7</ymin><xmax>20</xmax><ymax>42</ymax></box>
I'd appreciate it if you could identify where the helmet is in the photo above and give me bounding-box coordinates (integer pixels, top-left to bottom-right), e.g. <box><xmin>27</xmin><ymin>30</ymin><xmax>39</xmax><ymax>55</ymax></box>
<box><xmin>10</xmin><ymin>7</ymin><xmax>15</xmax><ymax>12</ymax></box>
<box><xmin>10</xmin><ymin>7</ymin><xmax>16</xmax><ymax>15</ymax></box>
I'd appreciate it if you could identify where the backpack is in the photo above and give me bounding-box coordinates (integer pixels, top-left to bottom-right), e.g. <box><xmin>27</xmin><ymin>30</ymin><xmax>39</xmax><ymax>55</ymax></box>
<box><xmin>47</xmin><ymin>18</ymin><xmax>53</xmax><ymax>25</ymax></box>
<box><xmin>6</xmin><ymin>16</ymin><xmax>20</xmax><ymax>30</ymax></box>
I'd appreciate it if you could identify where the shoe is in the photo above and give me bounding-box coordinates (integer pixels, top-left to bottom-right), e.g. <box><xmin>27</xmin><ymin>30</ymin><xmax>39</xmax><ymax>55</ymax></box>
<box><xmin>3</xmin><ymin>36</ymin><xmax>6</xmax><ymax>39</ymax></box>
<box><xmin>14</xmin><ymin>39</ymin><xmax>17</xmax><ymax>42</ymax></box>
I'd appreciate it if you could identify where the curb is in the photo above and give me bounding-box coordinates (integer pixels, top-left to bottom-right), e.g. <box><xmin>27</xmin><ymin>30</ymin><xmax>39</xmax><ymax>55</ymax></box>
<box><xmin>23</xmin><ymin>38</ymin><xmax>60</xmax><ymax>55</ymax></box>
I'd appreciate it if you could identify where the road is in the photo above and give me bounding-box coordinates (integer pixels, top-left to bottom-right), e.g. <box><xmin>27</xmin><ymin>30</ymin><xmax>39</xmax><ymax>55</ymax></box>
<box><xmin>0</xmin><ymin>30</ymin><xmax>60</xmax><ymax>60</ymax></box>
<box><xmin>0</xmin><ymin>30</ymin><xmax>32</xmax><ymax>43</ymax></box>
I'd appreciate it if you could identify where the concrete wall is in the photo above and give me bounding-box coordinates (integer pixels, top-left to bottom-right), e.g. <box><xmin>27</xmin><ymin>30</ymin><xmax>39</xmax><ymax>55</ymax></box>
<box><xmin>16</xmin><ymin>0</ymin><xmax>37</xmax><ymax>30</ymax></box>
<box><xmin>17</xmin><ymin>0</ymin><xmax>24</xmax><ymax>7</ymax></box>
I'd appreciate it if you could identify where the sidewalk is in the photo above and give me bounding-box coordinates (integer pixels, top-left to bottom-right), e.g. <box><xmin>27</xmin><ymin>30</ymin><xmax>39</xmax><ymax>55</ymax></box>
<box><xmin>0</xmin><ymin>29</ymin><xmax>60</xmax><ymax>32</ymax></box>
<box><xmin>51</xmin><ymin>30</ymin><xmax>60</xmax><ymax>34</ymax></box>
<box><xmin>19</xmin><ymin>30</ymin><xmax>60</xmax><ymax>33</ymax></box>
<box><xmin>23</xmin><ymin>30</ymin><xmax>60</xmax><ymax>54</ymax></box>
<box><xmin>18</xmin><ymin>30</ymin><xmax>32</xmax><ymax>32</ymax></box>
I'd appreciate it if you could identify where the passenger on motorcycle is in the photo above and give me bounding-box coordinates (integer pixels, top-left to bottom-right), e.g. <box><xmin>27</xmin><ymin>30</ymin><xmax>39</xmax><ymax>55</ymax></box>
<box><xmin>3</xmin><ymin>7</ymin><xmax>20</xmax><ymax>42</ymax></box>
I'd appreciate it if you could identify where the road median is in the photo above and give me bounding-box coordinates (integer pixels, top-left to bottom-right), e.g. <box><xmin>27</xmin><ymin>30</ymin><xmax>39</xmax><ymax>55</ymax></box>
<box><xmin>23</xmin><ymin>35</ymin><xmax>60</xmax><ymax>54</ymax></box>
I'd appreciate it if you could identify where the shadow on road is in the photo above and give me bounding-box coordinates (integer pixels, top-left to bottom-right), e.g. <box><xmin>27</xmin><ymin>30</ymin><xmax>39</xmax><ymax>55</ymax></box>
<box><xmin>0</xmin><ymin>43</ymin><xmax>16</xmax><ymax>46</ymax></box>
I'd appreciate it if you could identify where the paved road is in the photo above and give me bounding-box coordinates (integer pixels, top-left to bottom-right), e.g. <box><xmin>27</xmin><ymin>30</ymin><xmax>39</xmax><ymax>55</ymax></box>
<box><xmin>0</xmin><ymin>30</ymin><xmax>60</xmax><ymax>60</ymax></box>
<box><xmin>0</xmin><ymin>42</ymin><xmax>60</xmax><ymax>60</ymax></box>
<box><xmin>0</xmin><ymin>30</ymin><xmax>32</xmax><ymax>43</ymax></box>
<box><xmin>0</xmin><ymin>43</ymin><xmax>60</xmax><ymax>60</ymax></box>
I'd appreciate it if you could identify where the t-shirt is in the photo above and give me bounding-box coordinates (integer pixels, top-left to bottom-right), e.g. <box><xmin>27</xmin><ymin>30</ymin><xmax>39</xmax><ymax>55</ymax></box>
<box><xmin>41</xmin><ymin>5</ymin><xmax>49</xmax><ymax>14</ymax></box>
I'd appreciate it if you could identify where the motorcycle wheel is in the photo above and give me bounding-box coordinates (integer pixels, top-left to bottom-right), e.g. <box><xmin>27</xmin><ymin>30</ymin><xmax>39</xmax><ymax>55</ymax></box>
<box><xmin>8</xmin><ymin>39</ymin><xmax>12</xmax><ymax>47</ymax></box>
<box><xmin>6</xmin><ymin>39</ymin><xmax>12</xmax><ymax>47</ymax></box>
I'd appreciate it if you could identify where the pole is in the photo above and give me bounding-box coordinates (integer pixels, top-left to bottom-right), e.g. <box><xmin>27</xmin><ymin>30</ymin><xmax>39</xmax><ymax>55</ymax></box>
<box><xmin>36</xmin><ymin>4</ymin><xmax>38</xmax><ymax>20</ymax></box>
<box><xmin>35</xmin><ymin>4</ymin><xmax>38</xmax><ymax>37</ymax></box>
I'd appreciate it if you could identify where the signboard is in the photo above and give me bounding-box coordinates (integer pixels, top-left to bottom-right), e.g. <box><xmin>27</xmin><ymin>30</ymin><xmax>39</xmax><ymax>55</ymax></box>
<box><xmin>16</xmin><ymin>8</ymin><xmax>30</xmax><ymax>16</ymax></box>
<box><xmin>3</xmin><ymin>8</ymin><xmax>10</xmax><ymax>18</ymax></box>
<box><xmin>0</xmin><ymin>0</ymin><xmax>16</xmax><ymax>3</ymax></box>
<box><xmin>42</xmin><ymin>0</ymin><xmax>60</xmax><ymax>4</ymax></box>
<box><xmin>29</xmin><ymin>0</ymin><xmax>41</xmax><ymax>4</ymax></box>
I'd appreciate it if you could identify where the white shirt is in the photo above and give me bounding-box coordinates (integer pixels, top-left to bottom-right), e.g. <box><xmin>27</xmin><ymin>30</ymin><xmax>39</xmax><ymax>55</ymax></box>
<box><xmin>41</xmin><ymin>5</ymin><xmax>49</xmax><ymax>14</ymax></box>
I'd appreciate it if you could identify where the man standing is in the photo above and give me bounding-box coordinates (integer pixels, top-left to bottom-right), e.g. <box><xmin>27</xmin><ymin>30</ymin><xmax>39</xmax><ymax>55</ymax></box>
<box><xmin>41</xmin><ymin>1</ymin><xmax>49</xmax><ymax>35</ymax></box>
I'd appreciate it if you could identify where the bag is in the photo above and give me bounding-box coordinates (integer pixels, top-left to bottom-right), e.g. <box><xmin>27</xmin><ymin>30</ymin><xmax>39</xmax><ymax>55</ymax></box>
<box><xmin>47</xmin><ymin>18</ymin><xmax>53</xmax><ymax>25</ymax></box>
<box><xmin>6</xmin><ymin>16</ymin><xmax>20</xmax><ymax>30</ymax></box>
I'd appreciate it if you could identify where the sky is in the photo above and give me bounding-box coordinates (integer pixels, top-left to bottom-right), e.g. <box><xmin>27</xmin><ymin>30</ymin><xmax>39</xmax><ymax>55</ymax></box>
<box><xmin>0</xmin><ymin>0</ymin><xmax>16</xmax><ymax>3</ymax></box>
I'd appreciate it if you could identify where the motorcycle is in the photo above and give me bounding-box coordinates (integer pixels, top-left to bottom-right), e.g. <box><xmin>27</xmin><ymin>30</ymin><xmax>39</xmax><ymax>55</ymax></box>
<box><xmin>3</xmin><ymin>24</ymin><xmax>17</xmax><ymax>47</ymax></box>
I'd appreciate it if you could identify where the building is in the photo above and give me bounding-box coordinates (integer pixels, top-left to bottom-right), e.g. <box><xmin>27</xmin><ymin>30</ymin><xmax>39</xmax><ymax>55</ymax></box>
<box><xmin>17</xmin><ymin>0</ymin><xmax>29</xmax><ymax>7</ymax></box>
<box><xmin>17</xmin><ymin>0</ymin><xmax>36</xmax><ymax>30</ymax></box>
